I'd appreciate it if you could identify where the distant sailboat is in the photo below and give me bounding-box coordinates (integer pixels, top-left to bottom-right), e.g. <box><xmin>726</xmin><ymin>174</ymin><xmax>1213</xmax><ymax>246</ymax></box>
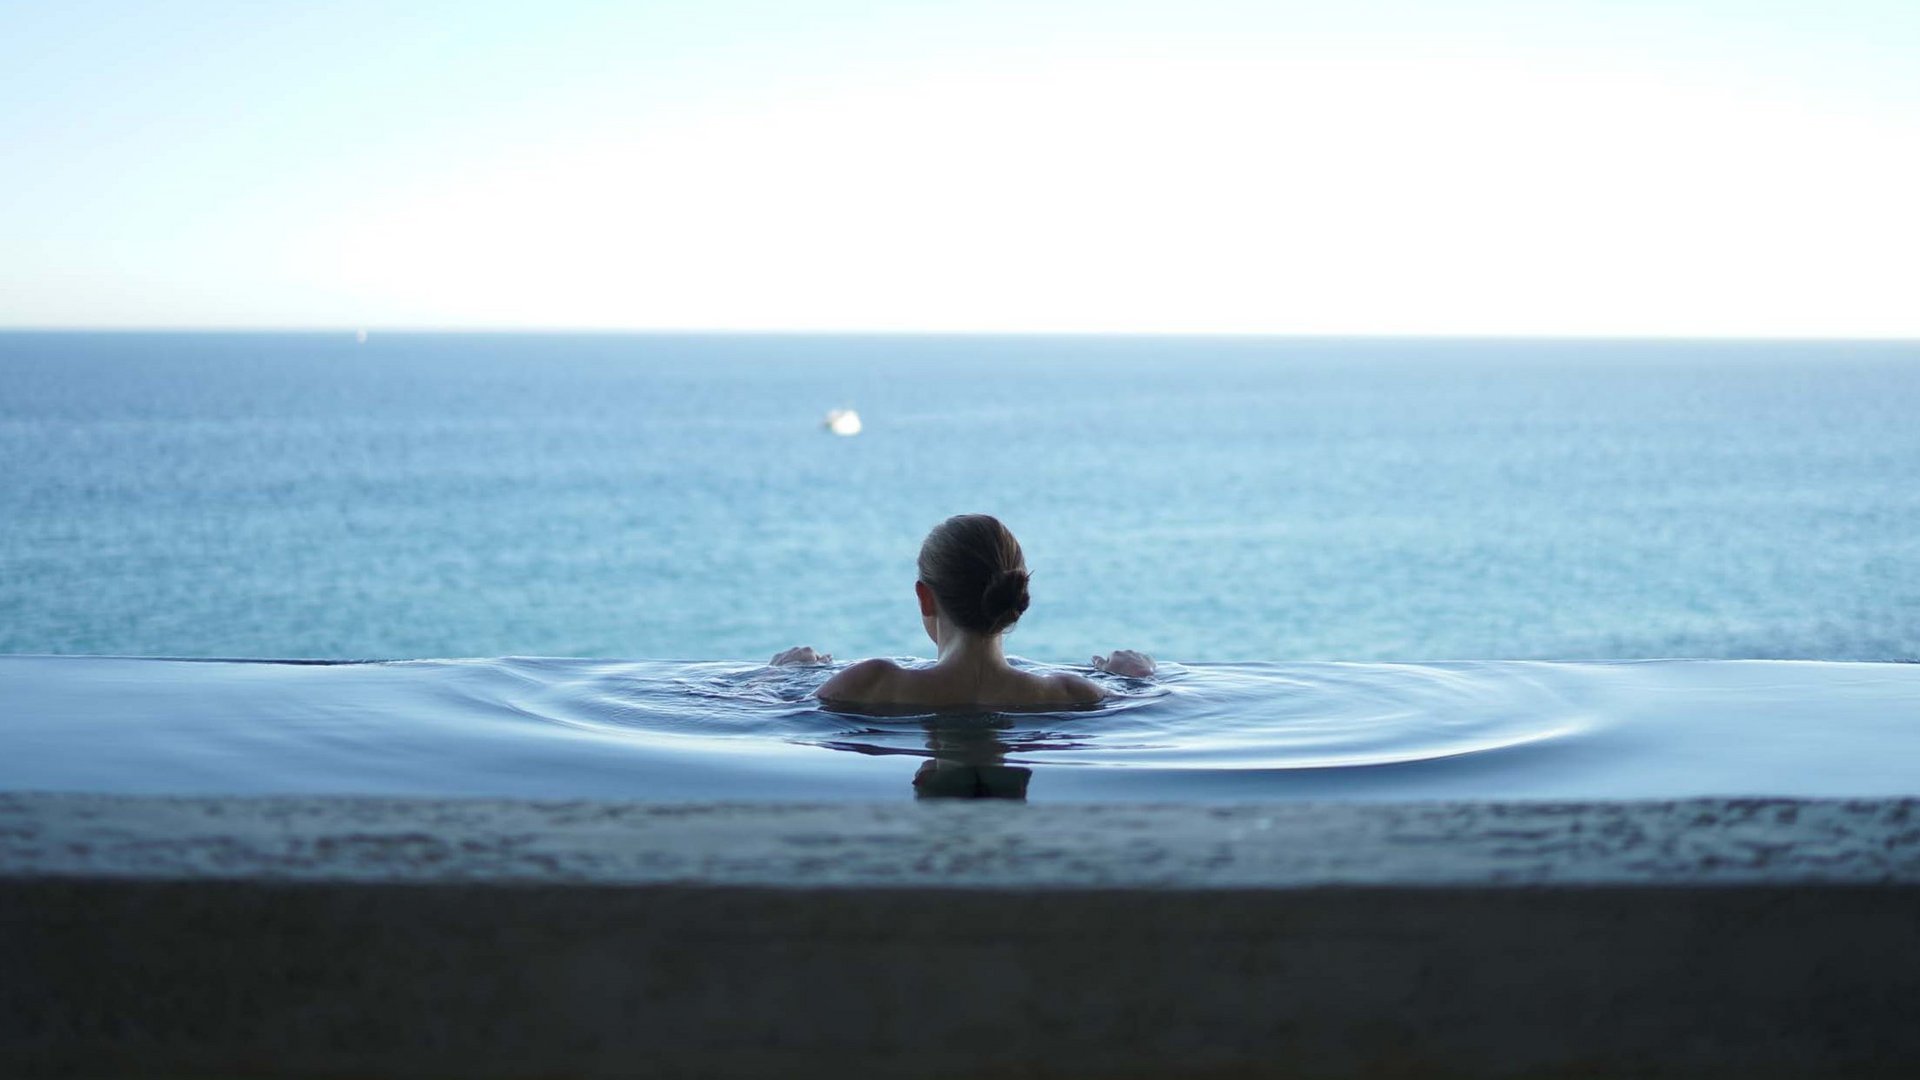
<box><xmin>824</xmin><ymin>408</ymin><xmax>862</xmax><ymax>436</ymax></box>
<box><xmin>355</xmin><ymin>328</ymin><xmax>368</xmax><ymax>345</ymax></box>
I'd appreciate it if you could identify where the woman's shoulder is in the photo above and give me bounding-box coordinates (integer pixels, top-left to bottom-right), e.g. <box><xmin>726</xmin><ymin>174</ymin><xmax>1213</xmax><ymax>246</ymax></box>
<box><xmin>815</xmin><ymin>657</ymin><xmax>904</xmax><ymax>703</ymax></box>
<box><xmin>1042</xmin><ymin>670</ymin><xmax>1105</xmax><ymax>705</ymax></box>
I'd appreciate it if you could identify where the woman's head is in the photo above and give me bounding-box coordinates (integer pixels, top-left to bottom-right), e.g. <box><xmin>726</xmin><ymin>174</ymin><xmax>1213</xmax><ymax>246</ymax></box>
<box><xmin>916</xmin><ymin>514</ymin><xmax>1030</xmax><ymax>639</ymax></box>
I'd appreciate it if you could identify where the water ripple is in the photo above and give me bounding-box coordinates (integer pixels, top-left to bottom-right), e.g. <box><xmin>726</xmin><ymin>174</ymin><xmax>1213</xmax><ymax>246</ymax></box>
<box><xmin>495</xmin><ymin>657</ymin><xmax>1593</xmax><ymax>773</ymax></box>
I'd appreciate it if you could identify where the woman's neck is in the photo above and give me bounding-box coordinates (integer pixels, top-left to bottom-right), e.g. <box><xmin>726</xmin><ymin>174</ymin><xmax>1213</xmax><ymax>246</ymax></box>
<box><xmin>934</xmin><ymin>626</ymin><xmax>1007</xmax><ymax>669</ymax></box>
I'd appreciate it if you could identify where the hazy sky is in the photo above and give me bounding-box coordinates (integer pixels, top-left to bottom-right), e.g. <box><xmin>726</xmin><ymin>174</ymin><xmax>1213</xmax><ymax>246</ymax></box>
<box><xmin>2</xmin><ymin>0</ymin><xmax>1916</xmax><ymax>334</ymax></box>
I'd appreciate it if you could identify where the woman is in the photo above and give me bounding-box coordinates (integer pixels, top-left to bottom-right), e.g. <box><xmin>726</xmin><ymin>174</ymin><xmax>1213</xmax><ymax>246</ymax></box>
<box><xmin>772</xmin><ymin>513</ymin><xmax>1155</xmax><ymax>708</ymax></box>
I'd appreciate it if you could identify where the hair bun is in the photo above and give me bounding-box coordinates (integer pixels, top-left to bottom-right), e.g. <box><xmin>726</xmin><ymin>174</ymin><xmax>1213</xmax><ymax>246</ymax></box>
<box><xmin>981</xmin><ymin>568</ymin><xmax>1032</xmax><ymax>632</ymax></box>
<box><xmin>917</xmin><ymin>514</ymin><xmax>1031</xmax><ymax>637</ymax></box>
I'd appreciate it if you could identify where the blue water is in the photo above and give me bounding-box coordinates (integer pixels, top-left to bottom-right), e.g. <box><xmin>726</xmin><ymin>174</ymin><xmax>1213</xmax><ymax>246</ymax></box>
<box><xmin>3</xmin><ymin>332</ymin><xmax>1918</xmax><ymax>663</ymax></box>
<box><xmin>5</xmin><ymin>655</ymin><xmax>1917</xmax><ymax>801</ymax></box>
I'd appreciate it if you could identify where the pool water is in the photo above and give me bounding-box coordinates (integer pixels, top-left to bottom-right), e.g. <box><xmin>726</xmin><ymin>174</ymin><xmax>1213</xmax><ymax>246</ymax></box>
<box><xmin>6</xmin><ymin>655</ymin><xmax>1915</xmax><ymax>802</ymax></box>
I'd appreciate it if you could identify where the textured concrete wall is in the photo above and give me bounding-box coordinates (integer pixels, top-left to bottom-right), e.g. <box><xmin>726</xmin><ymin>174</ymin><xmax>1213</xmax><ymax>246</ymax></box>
<box><xmin>4</xmin><ymin>795</ymin><xmax>1918</xmax><ymax>1078</ymax></box>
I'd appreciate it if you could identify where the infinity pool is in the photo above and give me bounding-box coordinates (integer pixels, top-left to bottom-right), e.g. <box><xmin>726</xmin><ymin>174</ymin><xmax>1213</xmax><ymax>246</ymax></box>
<box><xmin>4</xmin><ymin>656</ymin><xmax>1916</xmax><ymax>802</ymax></box>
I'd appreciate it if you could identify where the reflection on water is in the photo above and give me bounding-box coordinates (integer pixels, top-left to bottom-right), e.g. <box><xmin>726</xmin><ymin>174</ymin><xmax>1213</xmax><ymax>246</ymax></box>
<box><xmin>910</xmin><ymin>718</ymin><xmax>1031</xmax><ymax>800</ymax></box>
<box><xmin>917</xmin><ymin>734</ymin><xmax>1036</xmax><ymax>795</ymax></box>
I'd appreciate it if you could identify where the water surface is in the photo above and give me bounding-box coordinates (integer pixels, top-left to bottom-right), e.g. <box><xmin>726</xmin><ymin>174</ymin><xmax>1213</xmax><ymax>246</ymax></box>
<box><xmin>6</xmin><ymin>655</ymin><xmax>1915</xmax><ymax>802</ymax></box>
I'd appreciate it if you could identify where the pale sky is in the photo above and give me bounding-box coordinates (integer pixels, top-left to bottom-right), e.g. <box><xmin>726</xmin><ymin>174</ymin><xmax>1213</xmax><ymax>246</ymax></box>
<box><xmin>2</xmin><ymin>0</ymin><xmax>1917</xmax><ymax>335</ymax></box>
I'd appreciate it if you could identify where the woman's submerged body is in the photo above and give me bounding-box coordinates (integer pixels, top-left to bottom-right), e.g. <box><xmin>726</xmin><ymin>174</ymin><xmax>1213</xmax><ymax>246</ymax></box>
<box><xmin>772</xmin><ymin>513</ymin><xmax>1155</xmax><ymax>710</ymax></box>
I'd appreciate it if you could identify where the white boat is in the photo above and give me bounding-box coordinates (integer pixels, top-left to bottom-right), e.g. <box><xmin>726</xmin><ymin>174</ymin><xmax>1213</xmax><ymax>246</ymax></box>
<box><xmin>824</xmin><ymin>408</ymin><xmax>862</xmax><ymax>436</ymax></box>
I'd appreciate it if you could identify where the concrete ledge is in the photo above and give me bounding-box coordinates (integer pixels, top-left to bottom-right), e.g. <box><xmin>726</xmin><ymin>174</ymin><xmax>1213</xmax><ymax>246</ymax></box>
<box><xmin>7</xmin><ymin>794</ymin><xmax>1917</xmax><ymax>888</ymax></box>
<box><xmin>4</xmin><ymin>795</ymin><xmax>1919</xmax><ymax>1077</ymax></box>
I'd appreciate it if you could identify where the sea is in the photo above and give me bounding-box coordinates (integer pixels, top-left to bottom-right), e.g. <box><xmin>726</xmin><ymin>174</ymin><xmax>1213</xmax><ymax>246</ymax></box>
<box><xmin>3</xmin><ymin>331</ymin><xmax>1916</xmax><ymax>664</ymax></box>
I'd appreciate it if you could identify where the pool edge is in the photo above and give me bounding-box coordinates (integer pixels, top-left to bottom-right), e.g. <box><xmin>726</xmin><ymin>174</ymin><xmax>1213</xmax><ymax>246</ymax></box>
<box><xmin>5</xmin><ymin>794</ymin><xmax>1918</xmax><ymax>1078</ymax></box>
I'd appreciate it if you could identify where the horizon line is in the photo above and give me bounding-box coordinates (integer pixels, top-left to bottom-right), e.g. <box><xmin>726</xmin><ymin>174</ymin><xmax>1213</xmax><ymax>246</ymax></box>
<box><xmin>3</xmin><ymin>326</ymin><xmax>1919</xmax><ymax>344</ymax></box>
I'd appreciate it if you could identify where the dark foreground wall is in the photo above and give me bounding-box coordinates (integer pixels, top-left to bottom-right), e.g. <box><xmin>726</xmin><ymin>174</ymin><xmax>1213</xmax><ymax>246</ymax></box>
<box><xmin>3</xmin><ymin>795</ymin><xmax>1918</xmax><ymax>1078</ymax></box>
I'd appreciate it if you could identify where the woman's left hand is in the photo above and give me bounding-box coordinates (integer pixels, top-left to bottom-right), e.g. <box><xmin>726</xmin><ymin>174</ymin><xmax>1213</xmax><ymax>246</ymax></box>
<box><xmin>771</xmin><ymin>645</ymin><xmax>833</xmax><ymax>666</ymax></box>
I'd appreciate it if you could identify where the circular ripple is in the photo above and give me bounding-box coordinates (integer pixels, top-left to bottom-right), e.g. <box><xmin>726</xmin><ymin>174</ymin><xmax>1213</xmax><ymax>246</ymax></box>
<box><xmin>500</xmin><ymin>657</ymin><xmax>1592</xmax><ymax>773</ymax></box>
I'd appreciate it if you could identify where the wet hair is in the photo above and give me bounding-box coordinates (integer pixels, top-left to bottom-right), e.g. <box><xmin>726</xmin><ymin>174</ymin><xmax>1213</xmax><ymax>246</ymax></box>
<box><xmin>917</xmin><ymin>514</ymin><xmax>1030</xmax><ymax>637</ymax></box>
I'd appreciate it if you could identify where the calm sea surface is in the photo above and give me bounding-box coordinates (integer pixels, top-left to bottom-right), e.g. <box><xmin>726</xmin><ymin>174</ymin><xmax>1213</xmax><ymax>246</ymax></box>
<box><xmin>3</xmin><ymin>332</ymin><xmax>1916</xmax><ymax>663</ymax></box>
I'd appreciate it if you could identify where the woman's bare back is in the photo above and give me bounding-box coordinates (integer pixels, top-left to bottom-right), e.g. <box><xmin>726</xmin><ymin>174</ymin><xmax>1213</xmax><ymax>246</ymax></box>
<box><xmin>817</xmin><ymin>657</ymin><xmax>1102</xmax><ymax>710</ymax></box>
